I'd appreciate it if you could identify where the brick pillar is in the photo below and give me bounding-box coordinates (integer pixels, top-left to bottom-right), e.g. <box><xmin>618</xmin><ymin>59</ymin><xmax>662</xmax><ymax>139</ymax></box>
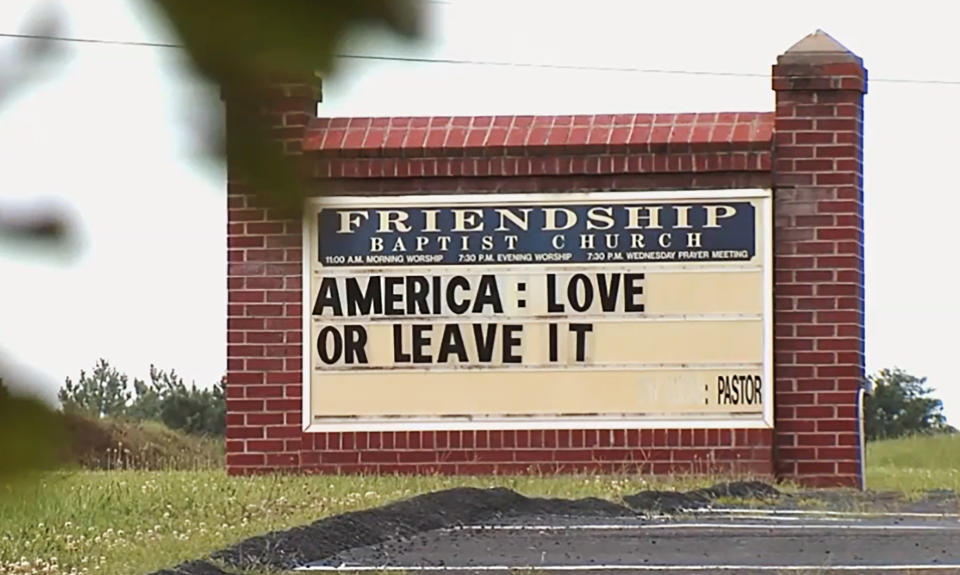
<box><xmin>771</xmin><ymin>31</ymin><xmax>867</xmax><ymax>487</ymax></box>
<box><xmin>222</xmin><ymin>75</ymin><xmax>321</xmax><ymax>473</ymax></box>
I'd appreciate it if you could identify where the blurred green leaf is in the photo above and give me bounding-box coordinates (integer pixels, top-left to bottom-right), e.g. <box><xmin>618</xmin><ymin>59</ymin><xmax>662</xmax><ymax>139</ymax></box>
<box><xmin>151</xmin><ymin>0</ymin><xmax>422</xmax><ymax>217</ymax></box>
<box><xmin>152</xmin><ymin>0</ymin><xmax>419</xmax><ymax>84</ymax></box>
<box><xmin>0</xmin><ymin>202</ymin><xmax>71</xmax><ymax>244</ymax></box>
<box><xmin>225</xmin><ymin>102</ymin><xmax>309</xmax><ymax>219</ymax></box>
<box><xmin>0</xmin><ymin>6</ymin><xmax>62</xmax><ymax>105</ymax></box>
<box><xmin>0</xmin><ymin>1</ymin><xmax>421</xmax><ymax>483</ymax></box>
<box><xmin>0</xmin><ymin>8</ymin><xmax>70</xmax><ymax>245</ymax></box>
<box><xmin>0</xmin><ymin>378</ymin><xmax>66</xmax><ymax>480</ymax></box>
<box><xmin>1</xmin><ymin>1</ymin><xmax>421</xmax><ymax>238</ymax></box>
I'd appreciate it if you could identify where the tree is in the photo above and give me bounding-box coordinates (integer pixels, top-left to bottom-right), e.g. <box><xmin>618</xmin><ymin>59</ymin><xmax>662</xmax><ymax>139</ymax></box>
<box><xmin>59</xmin><ymin>359</ymin><xmax>135</xmax><ymax>419</ymax></box>
<box><xmin>127</xmin><ymin>372</ymin><xmax>163</xmax><ymax>423</ymax></box>
<box><xmin>56</xmin><ymin>360</ymin><xmax>227</xmax><ymax>436</ymax></box>
<box><xmin>1</xmin><ymin>1</ymin><xmax>421</xmax><ymax>478</ymax></box>
<box><xmin>129</xmin><ymin>366</ymin><xmax>226</xmax><ymax>436</ymax></box>
<box><xmin>864</xmin><ymin>367</ymin><xmax>955</xmax><ymax>441</ymax></box>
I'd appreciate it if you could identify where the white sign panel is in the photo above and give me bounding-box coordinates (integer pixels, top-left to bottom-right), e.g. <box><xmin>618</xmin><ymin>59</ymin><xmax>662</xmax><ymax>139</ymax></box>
<box><xmin>302</xmin><ymin>190</ymin><xmax>772</xmax><ymax>431</ymax></box>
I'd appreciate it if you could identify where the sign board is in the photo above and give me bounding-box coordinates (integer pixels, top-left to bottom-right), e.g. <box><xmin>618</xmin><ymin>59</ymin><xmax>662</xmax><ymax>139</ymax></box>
<box><xmin>302</xmin><ymin>190</ymin><xmax>772</xmax><ymax>431</ymax></box>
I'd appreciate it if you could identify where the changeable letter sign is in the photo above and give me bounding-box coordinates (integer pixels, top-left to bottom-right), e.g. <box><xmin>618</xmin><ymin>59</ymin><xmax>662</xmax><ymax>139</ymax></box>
<box><xmin>303</xmin><ymin>190</ymin><xmax>772</xmax><ymax>431</ymax></box>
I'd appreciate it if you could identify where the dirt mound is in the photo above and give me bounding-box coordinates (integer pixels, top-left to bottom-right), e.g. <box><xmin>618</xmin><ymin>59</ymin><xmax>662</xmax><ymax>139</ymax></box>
<box><xmin>622</xmin><ymin>480</ymin><xmax>780</xmax><ymax>513</ymax></box>
<box><xmin>150</xmin><ymin>481</ymin><xmax>780</xmax><ymax>575</ymax></box>
<box><xmin>60</xmin><ymin>412</ymin><xmax>222</xmax><ymax>470</ymax></box>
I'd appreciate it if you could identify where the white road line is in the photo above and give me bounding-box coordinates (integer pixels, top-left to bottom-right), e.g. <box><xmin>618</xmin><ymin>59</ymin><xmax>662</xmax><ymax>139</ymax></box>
<box><xmin>297</xmin><ymin>564</ymin><xmax>960</xmax><ymax>572</ymax></box>
<box><xmin>691</xmin><ymin>514</ymin><xmax>850</xmax><ymax>522</ymax></box>
<box><xmin>444</xmin><ymin>523</ymin><xmax>960</xmax><ymax>532</ymax></box>
<box><xmin>699</xmin><ymin>508</ymin><xmax>960</xmax><ymax>519</ymax></box>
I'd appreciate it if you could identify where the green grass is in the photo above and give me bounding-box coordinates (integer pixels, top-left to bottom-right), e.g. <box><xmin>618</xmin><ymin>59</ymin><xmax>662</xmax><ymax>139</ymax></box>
<box><xmin>1</xmin><ymin>433</ymin><xmax>957</xmax><ymax>575</ymax></box>
<box><xmin>0</xmin><ymin>471</ymin><xmax>741</xmax><ymax>575</ymax></box>
<box><xmin>866</xmin><ymin>432</ymin><xmax>960</xmax><ymax>495</ymax></box>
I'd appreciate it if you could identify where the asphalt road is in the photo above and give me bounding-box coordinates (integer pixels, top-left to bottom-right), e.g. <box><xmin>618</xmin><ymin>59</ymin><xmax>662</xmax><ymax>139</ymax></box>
<box><xmin>299</xmin><ymin>509</ymin><xmax>960</xmax><ymax>573</ymax></box>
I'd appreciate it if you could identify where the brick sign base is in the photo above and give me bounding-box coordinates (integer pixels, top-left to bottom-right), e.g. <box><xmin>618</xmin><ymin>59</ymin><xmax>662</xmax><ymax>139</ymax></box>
<box><xmin>224</xmin><ymin>31</ymin><xmax>866</xmax><ymax>487</ymax></box>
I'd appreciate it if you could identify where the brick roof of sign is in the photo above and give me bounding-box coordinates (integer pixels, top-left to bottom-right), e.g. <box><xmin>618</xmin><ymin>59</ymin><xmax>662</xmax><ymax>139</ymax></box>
<box><xmin>302</xmin><ymin>112</ymin><xmax>774</xmax><ymax>156</ymax></box>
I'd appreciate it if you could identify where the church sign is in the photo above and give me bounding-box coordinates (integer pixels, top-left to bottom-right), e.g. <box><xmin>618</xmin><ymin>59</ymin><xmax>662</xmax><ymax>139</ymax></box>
<box><xmin>302</xmin><ymin>190</ymin><xmax>772</xmax><ymax>431</ymax></box>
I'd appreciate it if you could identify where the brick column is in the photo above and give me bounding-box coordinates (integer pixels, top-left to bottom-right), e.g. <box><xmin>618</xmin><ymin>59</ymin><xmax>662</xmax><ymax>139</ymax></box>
<box><xmin>771</xmin><ymin>31</ymin><xmax>867</xmax><ymax>487</ymax></box>
<box><xmin>222</xmin><ymin>75</ymin><xmax>321</xmax><ymax>473</ymax></box>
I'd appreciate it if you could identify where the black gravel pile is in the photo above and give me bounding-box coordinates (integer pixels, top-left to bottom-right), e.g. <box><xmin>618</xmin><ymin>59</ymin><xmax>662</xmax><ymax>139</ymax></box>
<box><xmin>623</xmin><ymin>480</ymin><xmax>781</xmax><ymax>513</ymax></box>
<box><xmin>149</xmin><ymin>481</ymin><xmax>780</xmax><ymax>575</ymax></box>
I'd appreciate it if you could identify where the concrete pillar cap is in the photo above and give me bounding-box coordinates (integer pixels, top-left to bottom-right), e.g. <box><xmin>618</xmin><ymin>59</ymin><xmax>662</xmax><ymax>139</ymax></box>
<box><xmin>778</xmin><ymin>30</ymin><xmax>862</xmax><ymax>66</ymax></box>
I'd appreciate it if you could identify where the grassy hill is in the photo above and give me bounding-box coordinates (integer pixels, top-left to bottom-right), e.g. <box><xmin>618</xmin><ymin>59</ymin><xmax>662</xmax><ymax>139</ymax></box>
<box><xmin>60</xmin><ymin>411</ymin><xmax>223</xmax><ymax>471</ymax></box>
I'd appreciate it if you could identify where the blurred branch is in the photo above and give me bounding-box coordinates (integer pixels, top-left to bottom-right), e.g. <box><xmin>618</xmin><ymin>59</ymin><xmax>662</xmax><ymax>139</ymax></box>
<box><xmin>151</xmin><ymin>0</ymin><xmax>419</xmax><ymax>85</ymax></box>
<box><xmin>0</xmin><ymin>8</ymin><xmax>69</xmax><ymax>250</ymax></box>
<box><xmin>0</xmin><ymin>1</ymin><xmax>421</xmax><ymax>481</ymax></box>
<box><xmin>0</xmin><ymin>201</ymin><xmax>72</xmax><ymax>243</ymax></box>
<box><xmin>150</xmin><ymin>0</ymin><xmax>421</xmax><ymax>216</ymax></box>
<box><xmin>0</xmin><ymin>7</ymin><xmax>61</xmax><ymax>106</ymax></box>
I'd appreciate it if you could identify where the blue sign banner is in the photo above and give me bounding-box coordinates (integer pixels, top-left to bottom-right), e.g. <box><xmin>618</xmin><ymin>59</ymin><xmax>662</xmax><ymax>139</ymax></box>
<box><xmin>317</xmin><ymin>201</ymin><xmax>756</xmax><ymax>267</ymax></box>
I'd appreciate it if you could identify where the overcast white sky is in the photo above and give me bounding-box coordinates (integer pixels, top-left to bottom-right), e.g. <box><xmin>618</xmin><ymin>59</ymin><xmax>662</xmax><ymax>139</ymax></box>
<box><xmin>0</xmin><ymin>0</ymin><xmax>958</xmax><ymax>424</ymax></box>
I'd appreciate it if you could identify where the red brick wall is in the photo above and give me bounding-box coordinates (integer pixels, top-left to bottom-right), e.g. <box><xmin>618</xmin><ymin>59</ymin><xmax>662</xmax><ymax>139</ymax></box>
<box><xmin>299</xmin><ymin>429</ymin><xmax>773</xmax><ymax>475</ymax></box>
<box><xmin>227</xmin><ymin>168</ymin><xmax>775</xmax><ymax>476</ymax></box>
<box><xmin>225</xmin><ymin>191</ymin><xmax>304</xmax><ymax>470</ymax></box>
<box><xmin>224</xmin><ymin>78</ymin><xmax>319</xmax><ymax>470</ymax></box>
<box><xmin>771</xmin><ymin>51</ymin><xmax>867</xmax><ymax>487</ymax></box>
<box><xmin>223</xmin><ymin>35</ymin><xmax>867</xmax><ymax>487</ymax></box>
